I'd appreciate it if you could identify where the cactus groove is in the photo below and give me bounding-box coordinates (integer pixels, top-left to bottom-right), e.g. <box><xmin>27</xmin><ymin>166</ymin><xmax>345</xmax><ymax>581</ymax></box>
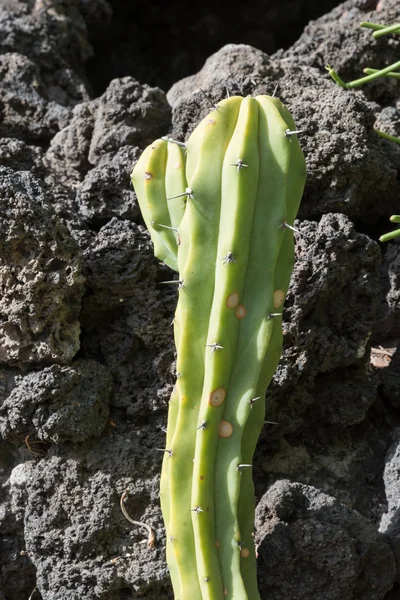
<box><xmin>131</xmin><ymin>95</ymin><xmax>306</xmax><ymax>599</ymax></box>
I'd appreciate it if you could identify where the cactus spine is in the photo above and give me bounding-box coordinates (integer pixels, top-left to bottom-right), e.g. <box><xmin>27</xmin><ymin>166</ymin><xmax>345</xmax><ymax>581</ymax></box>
<box><xmin>131</xmin><ymin>95</ymin><xmax>306</xmax><ymax>599</ymax></box>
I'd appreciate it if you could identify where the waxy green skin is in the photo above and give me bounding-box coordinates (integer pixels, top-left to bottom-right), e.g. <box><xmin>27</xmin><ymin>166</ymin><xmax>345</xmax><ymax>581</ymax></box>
<box><xmin>131</xmin><ymin>95</ymin><xmax>306</xmax><ymax>599</ymax></box>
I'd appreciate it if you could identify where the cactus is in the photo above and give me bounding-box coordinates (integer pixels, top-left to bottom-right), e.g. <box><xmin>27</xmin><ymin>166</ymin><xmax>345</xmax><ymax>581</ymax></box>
<box><xmin>131</xmin><ymin>94</ymin><xmax>306</xmax><ymax>599</ymax></box>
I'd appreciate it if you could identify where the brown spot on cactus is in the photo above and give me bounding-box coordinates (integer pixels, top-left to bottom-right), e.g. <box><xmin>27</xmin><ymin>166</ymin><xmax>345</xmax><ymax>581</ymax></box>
<box><xmin>200</xmin><ymin>475</ymin><xmax>205</xmax><ymax>480</ymax></box>
<box><xmin>218</xmin><ymin>420</ymin><xmax>233</xmax><ymax>438</ymax></box>
<box><xmin>209</xmin><ymin>388</ymin><xmax>226</xmax><ymax>406</ymax></box>
<box><xmin>273</xmin><ymin>289</ymin><xmax>285</xmax><ymax>308</ymax></box>
<box><xmin>226</xmin><ymin>292</ymin><xmax>239</xmax><ymax>309</ymax></box>
<box><xmin>241</xmin><ymin>548</ymin><xmax>250</xmax><ymax>558</ymax></box>
<box><xmin>235</xmin><ymin>304</ymin><xmax>246</xmax><ymax>319</ymax></box>
<box><xmin>224</xmin><ymin>589</ymin><xmax>228</xmax><ymax>597</ymax></box>
<box><xmin>216</xmin><ymin>540</ymin><xmax>220</xmax><ymax>548</ymax></box>
<box><xmin>144</xmin><ymin>172</ymin><xmax>153</xmax><ymax>180</ymax></box>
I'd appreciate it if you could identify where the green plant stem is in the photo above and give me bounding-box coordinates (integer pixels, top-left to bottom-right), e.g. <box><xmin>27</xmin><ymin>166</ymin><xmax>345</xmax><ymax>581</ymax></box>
<box><xmin>373</xmin><ymin>23</ymin><xmax>400</xmax><ymax>38</ymax></box>
<box><xmin>326</xmin><ymin>61</ymin><xmax>400</xmax><ymax>89</ymax></box>
<box><xmin>363</xmin><ymin>67</ymin><xmax>400</xmax><ymax>79</ymax></box>
<box><xmin>375</xmin><ymin>129</ymin><xmax>400</xmax><ymax>145</ymax></box>
<box><xmin>360</xmin><ymin>21</ymin><xmax>400</xmax><ymax>36</ymax></box>
<box><xmin>360</xmin><ymin>21</ymin><xmax>386</xmax><ymax>31</ymax></box>
<box><xmin>380</xmin><ymin>228</ymin><xmax>400</xmax><ymax>243</ymax></box>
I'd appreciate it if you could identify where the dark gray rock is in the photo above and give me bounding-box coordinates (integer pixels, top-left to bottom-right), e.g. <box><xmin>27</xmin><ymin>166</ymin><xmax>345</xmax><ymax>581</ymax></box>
<box><xmin>265</xmin><ymin>214</ymin><xmax>381</xmax><ymax>430</ymax></box>
<box><xmin>0</xmin><ymin>1</ymin><xmax>98</xmax><ymax>78</ymax></box>
<box><xmin>77</xmin><ymin>145</ymin><xmax>141</xmax><ymax>227</ymax></box>
<box><xmin>44</xmin><ymin>79</ymin><xmax>171</xmax><ymax>229</ymax></box>
<box><xmin>5</xmin><ymin>434</ymin><xmax>172</xmax><ymax>600</ymax></box>
<box><xmin>0</xmin><ymin>458</ymin><xmax>38</xmax><ymax>600</ymax></box>
<box><xmin>0</xmin><ymin>169</ymin><xmax>84</xmax><ymax>366</ymax></box>
<box><xmin>286</xmin><ymin>214</ymin><xmax>381</xmax><ymax>376</ymax></box>
<box><xmin>0</xmin><ymin>137</ymin><xmax>43</xmax><ymax>172</ymax></box>
<box><xmin>0</xmin><ymin>52</ymin><xmax>71</xmax><ymax>141</ymax></box>
<box><xmin>167</xmin><ymin>44</ymin><xmax>278</xmax><ymax>108</ymax></box>
<box><xmin>252</xmin><ymin>214</ymin><xmax>387</xmax><ymax>519</ymax></box>
<box><xmin>374</xmin><ymin>242</ymin><xmax>400</xmax><ymax>343</ymax></box>
<box><xmin>380</xmin><ymin>348</ymin><xmax>400</xmax><ymax>409</ymax></box>
<box><xmin>380</xmin><ymin>432</ymin><xmax>400</xmax><ymax>582</ymax></box>
<box><xmin>255</xmin><ymin>480</ymin><xmax>395</xmax><ymax>600</ymax></box>
<box><xmin>88</xmin><ymin>78</ymin><xmax>171</xmax><ymax>165</ymax></box>
<box><xmin>80</xmin><ymin>218</ymin><xmax>175</xmax><ymax>417</ymax></box>
<box><xmin>0</xmin><ymin>360</ymin><xmax>112</xmax><ymax>443</ymax></box>
<box><xmin>44</xmin><ymin>100</ymin><xmax>98</xmax><ymax>183</ymax></box>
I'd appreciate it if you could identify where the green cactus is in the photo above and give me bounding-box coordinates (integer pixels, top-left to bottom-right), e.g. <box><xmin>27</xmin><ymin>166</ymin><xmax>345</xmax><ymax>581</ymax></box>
<box><xmin>132</xmin><ymin>137</ymin><xmax>187</xmax><ymax>271</ymax></box>
<box><xmin>131</xmin><ymin>94</ymin><xmax>306</xmax><ymax>599</ymax></box>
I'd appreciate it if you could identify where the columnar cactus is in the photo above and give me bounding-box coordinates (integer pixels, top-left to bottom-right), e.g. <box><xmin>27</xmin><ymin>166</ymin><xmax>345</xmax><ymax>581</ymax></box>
<box><xmin>131</xmin><ymin>95</ymin><xmax>306</xmax><ymax>599</ymax></box>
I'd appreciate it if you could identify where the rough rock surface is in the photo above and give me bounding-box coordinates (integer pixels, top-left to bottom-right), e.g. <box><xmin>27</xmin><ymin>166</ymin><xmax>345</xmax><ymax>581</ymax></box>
<box><xmin>0</xmin><ymin>360</ymin><xmax>112</xmax><ymax>443</ymax></box>
<box><xmin>374</xmin><ymin>242</ymin><xmax>400</xmax><ymax>343</ymax></box>
<box><xmin>255</xmin><ymin>480</ymin><xmax>395</xmax><ymax>600</ymax></box>
<box><xmin>1</xmin><ymin>0</ymin><xmax>400</xmax><ymax>599</ymax></box>
<box><xmin>380</xmin><ymin>433</ymin><xmax>400</xmax><ymax>583</ymax></box>
<box><xmin>0</xmin><ymin>169</ymin><xmax>84</xmax><ymax>366</ymax></box>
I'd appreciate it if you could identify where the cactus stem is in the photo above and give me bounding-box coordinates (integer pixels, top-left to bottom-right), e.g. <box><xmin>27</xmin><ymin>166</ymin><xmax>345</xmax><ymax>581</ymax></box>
<box><xmin>199</xmin><ymin>88</ymin><xmax>219</xmax><ymax>110</ymax></box>
<box><xmin>191</xmin><ymin>506</ymin><xmax>204</xmax><ymax>514</ymax></box>
<box><xmin>221</xmin><ymin>251</ymin><xmax>236</xmax><ymax>264</ymax></box>
<box><xmin>230</xmin><ymin>159</ymin><xmax>249</xmax><ymax>173</ymax></box>
<box><xmin>161</xmin><ymin>136</ymin><xmax>187</xmax><ymax>150</ymax></box>
<box><xmin>167</xmin><ymin>187</ymin><xmax>194</xmax><ymax>201</ymax></box>
<box><xmin>205</xmin><ymin>342</ymin><xmax>224</xmax><ymax>357</ymax></box>
<box><xmin>236</xmin><ymin>464</ymin><xmax>252</xmax><ymax>471</ymax></box>
<box><xmin>197</xmin><ymin>420</ymin><xmax>207</xmax><ymax>430</ymax></box>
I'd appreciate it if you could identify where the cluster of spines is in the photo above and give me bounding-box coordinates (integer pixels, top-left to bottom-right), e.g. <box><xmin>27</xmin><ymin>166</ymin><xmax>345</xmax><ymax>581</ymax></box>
<box><xmin>131</xmin><ymin>95</ymin><xmax>306</xmax><ymax>599</ymax></box>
